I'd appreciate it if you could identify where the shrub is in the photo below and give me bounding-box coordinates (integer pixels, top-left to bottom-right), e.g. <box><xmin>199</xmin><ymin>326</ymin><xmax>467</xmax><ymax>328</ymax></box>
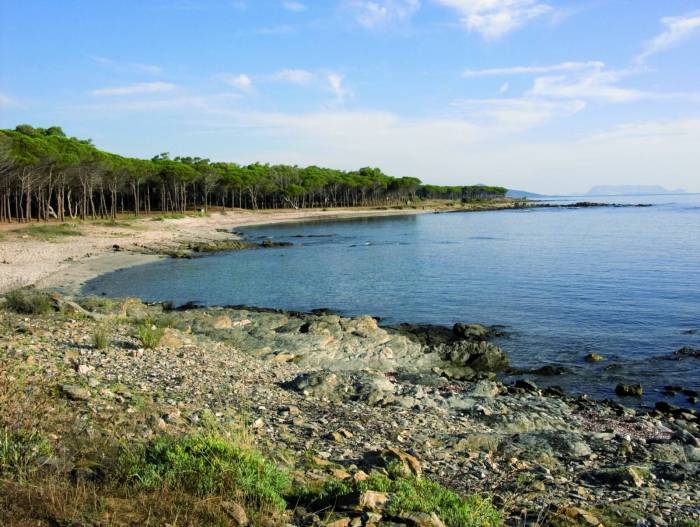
<box><xmin>91</xmin><ymin>326</ymin><xmax>110</xmax><ymax>349</ymax></box>
<box><xmin>117</xmin><ymin>434</ymin><xmax>288</xmax><ymax>510</ymax></box>
<box><xmin>137</xmin><ymin>322</ymin><xmax>164</xmax><ymax>349</ymax></box>
<box><xmin>3</xmin><ymin>289</ymin><xmax>54</xmax><ymax>315</ymax></box>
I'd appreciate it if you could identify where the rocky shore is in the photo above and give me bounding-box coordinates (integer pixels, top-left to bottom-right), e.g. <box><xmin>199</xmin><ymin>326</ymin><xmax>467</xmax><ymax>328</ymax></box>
<box><xmin>1</xmin><ymin>291</ymin><xmax>697</xmax><ymax>526</ymax></box>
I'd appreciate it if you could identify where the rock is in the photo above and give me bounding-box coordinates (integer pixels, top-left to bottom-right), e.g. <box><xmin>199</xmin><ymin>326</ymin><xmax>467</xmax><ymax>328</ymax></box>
<box><xmin>514</xmin><ymin>379</ymin><xmax>539</xmax><ymax>392</ymax></box>
<box><xmin>529</xmin><ymin>364</ymin><xmax>570</xmax><ymax>376</ymax></box>
<box><xmin>615</xmin><ymin>383</ymin><xmax>643</xmax><ymax>396</ymax></box>
<box><xmin>584</xmin><ymin>466</ymin><xmax>644</xmax><ymax>488</ymax></box>
<box><xmin>562</xmin><ymin>507</ymin><xmax>602</xmax><ymax>526</ymax></box>
<box><xmin>438</xmin><ymin>340</ymin><xmax>509</xmax><ymax>372</ymax></box>
<box><xmin>358</xmin><ymin>491</ymin><xmax>390</xmax><ymax>511</ymax></box>
<box><xmin>469</xmin><ymin>380</ymin><xmax>502</xmax><ymax>397</ymax></box>
<box><xmin>674</xmin><ymin>347</ymin><xmax>700</xmax><ymax>358</ymax></box>
<box><xmin>326</xmin><ymin>519</ymin><xmax>351</xmax><ymax>527</ymax></box>
<box><xmin>452</xmin><ymin>323</ymin><xmax>489</xmax><ymax>341</ymax></box>
<box><xmin>585</xmin><ymin>353</ymin><xmax>605</xmax><ymax>362</ymax></box>
<box><xmin>395</xmin><ymin>512</ymin><xmax>445</xmax><ymax>527</ymax></box>
<box><xmin>221</xmin><ymin>501</ymin><xmax>248</xmax><ymax>526</ymax></box>
<box><xmin>159</xmin><ymin>328</ymin><xmax>184</xmax><ymax>348</ymax></box>
<box><xmin>212</xmin><ymin>315</ymin><xmax>233</xmax><ymax>329</ymax></box>
<box><xmin>76</xmin><ymin>364</ymin><xmax>93</xmax><ymax>376</ymax></box>
<box><xmin>60</xmin><ymin>384</ymin><xmax>91</xmax><ymax>401</ymax></box>
<box><xmin>380</xmin><ymin>447</ymin><xmax>422</xmax><ymax>477</ymax></box>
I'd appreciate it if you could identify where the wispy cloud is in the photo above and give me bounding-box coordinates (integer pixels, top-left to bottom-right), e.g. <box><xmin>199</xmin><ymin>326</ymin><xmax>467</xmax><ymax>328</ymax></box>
<box><xmin>91</xmin><ymin>55</ymin><xmax>163</xmax><ymax>76</ymax></box>
<box><xmin>452</xmin><ymin>97</ymin><xmax>585</xmax><ymax>130</ymax></box>
<box><xmin>527</xmin><ymin>67</ymin><xmax>651</xmax><ymax>103</ymax></box>
<box><xmin>90</xmin><ymin>82</ymin><xmax>176</xmax><ymax>96</ymax></box>
<box><xmin>434</xmin><ymin>0</ymin><xmax>551</xmax><ymax>39</ymax></box>
<box><xmin>0</xmin><ymin>92</ymin><xmax>18</xmax><ymax>108</ymax></box>
<box><xmin>347</xmin><ymin>0</ymin><xmax>420</xmax><ymax>28</ymax></box>
<box><xmin>220</xmin><ymin>74</ymin><xmax>254</xmax><ymax>92</ymax></box>
<box><xmin>327</xmin><ymin>73</ymin><xmax>352</xmax><ymax>102</ymax></box>
<box><xmin>463</xmin><ymin>61</ymin><xmax>604</xmax><ymax>77</ymax></box>
<box><xmin>270</xmin><ymin>68</ymin><xmax>316</xmax><ymax>85</ymax></box>
<box><xmin>636</xmin><ymin>10</ymin><xmax>700</xmax><ymax>63</ymax></box>
<box><xmin>282</xmin><ymin>1</ymin><xmax>307</xmax><ymax>11</ymax></box>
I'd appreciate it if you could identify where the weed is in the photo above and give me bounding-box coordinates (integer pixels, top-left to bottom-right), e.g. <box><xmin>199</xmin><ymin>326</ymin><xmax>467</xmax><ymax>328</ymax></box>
<box><xmin>20</xmin><ymin>223</ymin><xmax>81</xmax><ymax>240</ymax></box>
<box><xmin>91</xmin><ymin>326</ymin><xmax>110</xmax><ymax>349</ymax></box>
<box><xmin>136</xmin><ymin>322</ymin><xmax>164</xmax><ymax>349</ymax></box>
<box><xmin>295</xmin><ymin>464</ymin><xmax>500</xmax><ymax>527</ymax></box>
<box><xmin>150</xmin><ymin>213</ymin><xmax>186</xmax><ymax>221</ymax></box>
<box><xmin>117</xmin><ymin>433</ymin><xmax>289</xmax><ymax>510</ymax></box>
<box><xmin>3</xmin><ymin>289</ymin><xmax>54</xmax><ymax>315</ymax></box>
<box><xmin>0</xmin><ymin>430</ymin><xmax>53</xmax><ymax>481</ymax></box>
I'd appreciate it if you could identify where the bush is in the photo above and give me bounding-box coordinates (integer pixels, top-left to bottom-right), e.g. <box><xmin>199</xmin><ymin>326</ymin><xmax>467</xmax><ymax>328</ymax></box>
<box><xmin>296</xmin><ymin>464</ymin><xmax>500</xmax><ymax>527</ymax></box>
<box><xmin>3</xmin><ymin>289</ymin><xmax>54</xmax><ymax>315</ymax></box>
<box><xmin>91</xmin><ymin>326</ymin><xmax>110</xmax><ymax>349</ymax></box>
<box><xmin>137</xmin><ymin>322</ymin><xmax>164</xmax><ymax>349</ymax></box>
<box><xmin>117</xmin><ymin>434</ymin><xmax>288</xmax><ymax>510</ymax></box>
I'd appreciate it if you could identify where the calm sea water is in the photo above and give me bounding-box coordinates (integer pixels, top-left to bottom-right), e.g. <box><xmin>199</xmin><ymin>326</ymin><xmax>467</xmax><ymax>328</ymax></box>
<box><xmin>84</xmin><ymin>194</ymin><xmax>700</xmax><ymax>407</ymax></box>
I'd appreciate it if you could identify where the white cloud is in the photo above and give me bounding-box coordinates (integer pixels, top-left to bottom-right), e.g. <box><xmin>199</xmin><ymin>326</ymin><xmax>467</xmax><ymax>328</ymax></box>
<box><xmin>463</xmin><ymin>61</ymin><xmax>604</xmax><ymax>77</ymax></box>
<box><xmin>348</xmin><ymin>0</ymin><xmax>420</xmax><ymax>28</ymax></box>
<box><xmin>499</xmin><ymin>81</ymin><xmax>509</xmax><ymax>94</ymax></box>
<box><xmin>636</xmin><ymin>10</ymin><xmax>700</xmax><ymax>63</ymax></box>
<box><xmin>90</xmin><ymin>82</ymin><xmax>176</xmax><ymax>96</ymax></box>
<box><xmin>434</xmin><ymin>0</ymin><xmax>551</xmax><ymax>39</ymax></box>
<box><xmin>527</xmin><ymin>67</ymin><xmax>650</xmax><ymax>103</ymax></box>
<box><xmin>90</xmin><ymin>56</ymin><xmax>163</xmax><ymax>76</ymax></box>
<box><xmin>221</xmin><ymin>74</ymin><xmax>254</xmax><ymax>92</ymax></box>
<box><xmin>453</xmin><ymin>97</ymin><xmax>585</xmax><ymax>130</ymax></box>
<box><xmin>270</xmin><ymin>68</ymin><xmax>316</xmax><ymax>85</ymax></box>
<box><xmin>282</xmin><ymin>1</ymin><xmax>307</xmax><ymax>11</ymax></box>
<box><xmin>327</xmin><ymin>73</ymin><xmax>351</xmax><ymax>102</ymax></box>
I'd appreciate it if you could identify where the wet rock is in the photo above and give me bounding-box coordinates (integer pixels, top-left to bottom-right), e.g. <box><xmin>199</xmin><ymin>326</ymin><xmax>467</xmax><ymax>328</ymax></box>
<box><xmin>514</xmin><ymin>379</ymin><xmax>539</xmax><ymax>392</ymax></box>
<box><xmin>529</xmin><ymin>364</ymin><xmax>571</xmax><ymax>376</ymax></box>
<box><xmin>615</xmin><ymin>383</ymin><xmax>643</xmax><ymax>397</ymax></box>
<box><xmin>674</xmin><ymin>347</ymin><xmax>700</xmax><ymax>358</ymax></box>
<box><xmin>437</xmin><ymin>340</ymin><xmax>508</xmax><ymax>372</ymax></box>
<box><xmin>452</xmin><ymin>323</ymin><xmax>489</xmax><ymax>341</ymax></box>
<box><xmin>585</xmin><ymin>353</ymin><xmax>605</xmax><ymax>362</ymax></box>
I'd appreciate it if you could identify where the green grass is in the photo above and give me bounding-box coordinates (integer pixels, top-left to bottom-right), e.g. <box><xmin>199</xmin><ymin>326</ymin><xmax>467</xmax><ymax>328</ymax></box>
<box><xmin>116</xmin><ymin>433</ymin><xmax>289</xmax><ymax>511</ymax></box>
<box><xmin>150</xmin><ymin>213</ymin><xmax>186</xmax><ymax>221</ymax></box>
<box><xmin>91</xmin><ymin>326</ymin><xmax>110</xmax><ymax>349</ymax></box>
<box><xmin>0</xmin><ymin>429</ymin><xmax>53</xmax><ymax>481</ymax></box>
<box><xmin>3</xmin><ymin>289</ymin><xmax>54</xmax><ymax>315</ymax></box>
<box><xmin>21</xmin><ymin>223</ymin><xmax>82</xmax><ymax>240</ymax></box>
<box><xmin>155</xmin><ymin>312</ymin><xmax>188</xmax><ymax>331</ymax></box>
<box><xmin>136</xmin><ymin>322</ymin><xmax>165</xmax><ymax>349</ymax></box>
<box><xmin>295</xmin><ymin>464</ymin><xmax>500</xmax><ymax>527</ymax></box>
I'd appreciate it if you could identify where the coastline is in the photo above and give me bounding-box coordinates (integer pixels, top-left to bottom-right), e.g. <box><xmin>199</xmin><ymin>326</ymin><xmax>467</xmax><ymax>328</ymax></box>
<box><xmin>0</xmin><ymin>206</ymin><xmax>433</xmax><ymax>295</ymax></box>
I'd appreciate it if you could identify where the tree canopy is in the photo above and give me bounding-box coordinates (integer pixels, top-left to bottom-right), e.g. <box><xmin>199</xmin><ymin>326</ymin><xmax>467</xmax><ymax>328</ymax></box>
<box><xmin>0</xmin><ymin>125</ymin><xmax>507</xmax><ymax>222</ymax></box>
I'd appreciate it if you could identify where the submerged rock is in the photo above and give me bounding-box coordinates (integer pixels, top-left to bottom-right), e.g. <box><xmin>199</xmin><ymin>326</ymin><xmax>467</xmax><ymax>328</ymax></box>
<box><xmin>616</xmin><ymin>383</ymin><xmax>643</xmax><ymax>397</ymax></box>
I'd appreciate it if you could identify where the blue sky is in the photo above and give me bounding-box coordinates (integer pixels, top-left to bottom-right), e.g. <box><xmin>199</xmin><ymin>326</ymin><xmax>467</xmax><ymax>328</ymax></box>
<box><xmin>1</xmin><ymin>0</ymin><xmax>699</xmax><ymax>194</ymax></box>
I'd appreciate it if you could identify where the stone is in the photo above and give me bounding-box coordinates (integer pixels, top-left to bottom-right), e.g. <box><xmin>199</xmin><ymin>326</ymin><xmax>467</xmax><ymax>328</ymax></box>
<box><xmin>326</xmin><ymin>519</ymin><xmax>351</xmax><ymax>527</ymax></box>
<box><xmin>396</xmin><ymin>512</ymin><xmax>445</xmax><ymax>527</ymax></box>
<box><xmin>584</xmin><ymin>466</ymin><xmax>644</xmax><ymax>487</ymax></box>
<box><xmin>452</xmin><ymin>323</ymin><xmax>489</xmax><ymax>341</ymax></box>
<box><xmin>60</xmin><ymin>384</ymin><xmax>90</xmax><ymax>401</ymax></box>
<box><xmin>380</xmin><ymin>447</ymin><xmax>422</xmax><ymax>477</ymax></box>
<box><xmin>585</xmin><ymin>353</ymin><xmax>605</xmax><ymax>362</ymax></box>
<box><xmin>616</xmin><ymin>383</ymin><xmax>643</xmax><ymax>396</ymax></box>
<box><xmin>221</xmin><ymin>501</ymin><xmax>248</xmax><ymax>526</ymax></box>
<box><xmin>159</xmin><ymin>328</ymin><xmax>184</xmax><ymax>348</ymax></box>
<box><xmin>358</xmin><ymin>491</ymin><xmax>390</xmax><ymax>511</ymax></box>
<box><xmin>514</xmin><ymin>379</ymin><xmax>539</xmax><ymax>392</ymax></box>
<box><xmin>213</xmin><ymin>315</ymin><xmax>233</xmax><ymax>329</ymax></box>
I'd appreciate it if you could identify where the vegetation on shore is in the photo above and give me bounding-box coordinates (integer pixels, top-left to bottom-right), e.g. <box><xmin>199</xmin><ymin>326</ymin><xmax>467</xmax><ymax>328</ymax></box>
<box><xmin>0</xmin><ymin>124</ymin><xmax>507</xmax><ymax>222</ymax></box>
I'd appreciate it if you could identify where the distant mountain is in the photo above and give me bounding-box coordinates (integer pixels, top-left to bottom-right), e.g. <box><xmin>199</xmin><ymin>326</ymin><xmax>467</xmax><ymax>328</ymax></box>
<box><xmin>586</xmin><ymin>185</ymin><xmax>687</xmax><ymax>196</ymax></box>
<box><xmin>506</xmin><ymin>188</ymin><xmax>547</xmax><ymax>198</ymax></box>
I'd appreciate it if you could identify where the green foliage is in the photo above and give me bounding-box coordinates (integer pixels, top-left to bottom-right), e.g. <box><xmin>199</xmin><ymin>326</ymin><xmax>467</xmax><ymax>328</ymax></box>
<box><xmin>3</xmin><ymin>289</ymin><xmax>54</xmax><ymax>315</ymax></box>
<box><xmin>296</xmin><ymin>465</ymin><xmax>500</xmax><ymax>527</ymax></box>
<box><xmin>1</xmin><ymin>124</ymin><xmax>509</xmax><ymax>223</ymax></box>
<box><xmin>0</xmin><ymin>429</ymin><xmax>53</xmax><ymax>480</ymax></box>
<box><xmin>91</xmin><ymin>326</ymin><xmax>110</xmax><ymax>349</ymax></box>
<box><xmin>155</xmin><ymin>312</ymin><xmax>187</xmax><ymax>330</ymax></box>
<box><xmin>21</xmin><ymin>223</ymin><xmax>82</xmax><ymax>240</ymax></box>
<box><xmin>117</xmin><ymin>433</ymin><xmax>288</xmax><ymax>510</ymax></box>
<box><xmin>136</xmin><ymin>322</ymin><xmax>165</xmax><ymax>349</ymax></box>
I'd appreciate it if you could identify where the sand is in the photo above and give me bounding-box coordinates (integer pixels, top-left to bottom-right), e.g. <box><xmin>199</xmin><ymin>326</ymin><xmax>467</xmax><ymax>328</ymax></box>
<box><xmin>0</xmin><ymin>207</ymin><xmax>427</xmax><ymax>295</ymax></box>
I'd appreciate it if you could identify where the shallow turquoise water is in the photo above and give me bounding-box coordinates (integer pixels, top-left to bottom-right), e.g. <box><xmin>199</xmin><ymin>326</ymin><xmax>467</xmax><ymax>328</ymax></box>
<box><xmin>84</xmin><ymin>195</ymin><xmax>700</xmax><ymax>407</ymax></box>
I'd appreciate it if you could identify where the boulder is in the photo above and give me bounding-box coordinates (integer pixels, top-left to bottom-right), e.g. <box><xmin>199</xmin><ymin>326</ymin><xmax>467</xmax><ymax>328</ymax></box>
<box><xmin>452</xmin><ymin>323</ymin><xmax>489</xmax><ymax>341</ymax></box>
<box><xmin>616</xmin><ymin>383</ymin><xmax>643</xmax><ymax>397</ymax></box>
<box><xmin>585</xmin><ymin>352</ymin><xmax>605</xmax><ymax>362</ymax></box>
<box><xmin>438</xmin><ymin>341</ymin><xmax>508</xmax><ymax>372</ymax></box>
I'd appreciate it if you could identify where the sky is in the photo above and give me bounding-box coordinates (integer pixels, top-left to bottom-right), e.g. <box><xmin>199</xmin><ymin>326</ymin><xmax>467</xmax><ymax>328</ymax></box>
<box><xmin>1</xmin><ymin>1</ymin><xmax>700</xmax><ymax>194</ymax></box>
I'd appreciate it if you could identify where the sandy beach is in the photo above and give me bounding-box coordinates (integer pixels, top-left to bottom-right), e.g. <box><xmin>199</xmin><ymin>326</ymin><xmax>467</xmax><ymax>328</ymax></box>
<box><xmin>0</xmin><ymin>207</ymin><xmax>429</xmax><ymax>295</ymax></box>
